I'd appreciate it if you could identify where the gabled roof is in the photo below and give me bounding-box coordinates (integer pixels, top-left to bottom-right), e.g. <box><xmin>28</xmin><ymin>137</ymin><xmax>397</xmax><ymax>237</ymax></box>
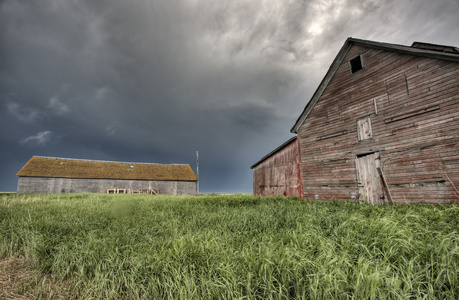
<box><xmin>17</xmin><ymin>156</ymin><xmax>197</xmax><ymax>181</ymax></box>
<box><xmin>250</xmin><ymin>136</ymin><xmax>297</xmax><ymax>169</ymax></box>
<box><xmin>290</xmin><ymin>37</ymin><xmax>459</xmax><ymax>134</ymax></box>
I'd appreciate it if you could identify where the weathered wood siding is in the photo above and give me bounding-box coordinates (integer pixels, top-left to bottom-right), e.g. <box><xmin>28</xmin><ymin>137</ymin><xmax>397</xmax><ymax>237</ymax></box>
<box><xmin>17</xmin><ymin>177</ymin><xmax>197</xmax><ymax>195</ymax></box>
<box><xmin>298</xmin><ymin>45</ymin><xmax>459</xmax><ymax>203</ymax></box>
<box><xmin>253</xmin><ymin>138</ymin><xmax>303</xmax><ymax>198</ymax></box>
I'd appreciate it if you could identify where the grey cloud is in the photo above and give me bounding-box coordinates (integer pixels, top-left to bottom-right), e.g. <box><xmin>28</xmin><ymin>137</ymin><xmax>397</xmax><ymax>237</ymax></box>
<box><xmin>7</xmin><ymin>102</ymin><xmax>42</xmax><ymax>123</ymax></box>
<box><xmin>21</xmin><ymin>131</ymin><xmax>55</xmax><ymax>146</ymax></box>
<box><xmin>191</xmin><ymin>0</ymin><xmax>314</xmax><ymax>65</ymax></box>
<box><xmin>48</xmin><ymin>97</ymin><xmax>70</xmax><ymax>115</ymax></box>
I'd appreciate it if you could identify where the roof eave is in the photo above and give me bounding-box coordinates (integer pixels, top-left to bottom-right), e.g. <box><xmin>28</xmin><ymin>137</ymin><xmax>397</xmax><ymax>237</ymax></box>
<box><xmin>17</xmin><ymin>175</ymin><xmax>197</xmax><ymax>182</ymax></box>
<box><xmin>350</xmin><ymin>38</ymin><xmax>459</xmax><ymax>62</ymax></box>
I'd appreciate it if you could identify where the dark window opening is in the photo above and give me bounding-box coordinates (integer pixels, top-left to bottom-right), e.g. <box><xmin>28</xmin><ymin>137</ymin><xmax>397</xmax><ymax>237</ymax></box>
<box><xmin>350</xmin><ymin>55</ymin><xmax>363</xmax><ymax>73</ymax></box>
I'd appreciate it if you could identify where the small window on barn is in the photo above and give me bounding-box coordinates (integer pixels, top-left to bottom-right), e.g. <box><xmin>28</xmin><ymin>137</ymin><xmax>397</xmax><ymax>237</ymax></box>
<box><xmin>350</xmin><ymin>55</ymin><xmax>363</xmax><ymax>73</ymax></box>
<box><xmin>357</xmin><ymin>117</ymin><xmax>372</xmax><ymax>141</ymax></box>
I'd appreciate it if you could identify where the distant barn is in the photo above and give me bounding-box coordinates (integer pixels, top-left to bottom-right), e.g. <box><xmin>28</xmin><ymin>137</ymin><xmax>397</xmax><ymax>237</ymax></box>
<box><xmin>17</xmin><ymin>156</ymin><xmax>197</xmax><ymax>195</ymax></box>
<box><xmin>253</xmin><ymin>38</ymin><xmax>459</xmax><ymax>204</ymax></box>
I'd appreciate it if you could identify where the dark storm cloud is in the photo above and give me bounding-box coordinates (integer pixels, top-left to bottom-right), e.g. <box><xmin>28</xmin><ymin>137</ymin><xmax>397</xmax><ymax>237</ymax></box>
<box><xmin>1</xmin><ymin>0</ymin><xmax>458</xmax><ymax>192</ymax></box>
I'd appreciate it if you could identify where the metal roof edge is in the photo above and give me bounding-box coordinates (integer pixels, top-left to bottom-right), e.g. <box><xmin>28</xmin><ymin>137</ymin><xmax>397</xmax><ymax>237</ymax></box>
<box><xmin>250</xmin><ymin>136</ymin><xmax>298</xmax><ymax>169</ymax></box>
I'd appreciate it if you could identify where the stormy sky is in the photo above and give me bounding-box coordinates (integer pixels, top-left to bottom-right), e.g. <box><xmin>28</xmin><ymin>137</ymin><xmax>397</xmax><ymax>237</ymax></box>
<box><xmin>1</xmin><ymin>0</ymin><xmax>458</xmax><ymax>193</ymax></box>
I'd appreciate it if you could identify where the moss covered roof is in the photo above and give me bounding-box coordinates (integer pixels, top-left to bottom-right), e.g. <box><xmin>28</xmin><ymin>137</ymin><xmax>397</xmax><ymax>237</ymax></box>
<box><xmin>17</xmin><ymin>156</ymin><xmax>197</xmax><ymax>181</ymax></box>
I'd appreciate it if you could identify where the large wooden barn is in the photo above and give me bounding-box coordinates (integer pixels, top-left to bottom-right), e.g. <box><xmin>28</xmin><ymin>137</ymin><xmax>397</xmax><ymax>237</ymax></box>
<box><xmin>253</xmin><ymin>38</ymin><xmax>459</xmax><ymax>204</ymax></box>
<box><xmin>17</xmin><ymin>156</ymin><xmax>198</xmax><ymax>195</ymax></box>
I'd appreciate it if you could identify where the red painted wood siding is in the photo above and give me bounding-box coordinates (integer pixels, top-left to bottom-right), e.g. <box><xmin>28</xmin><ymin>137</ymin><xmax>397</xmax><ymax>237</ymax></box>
<box><xmin>298</xmin><ymin>45</ymin><xmax>459</xmax><ymax>204</ymax></box>
<box><xmin>253</xmin><ymin>138</ymin><xmax>303</xmax><ymax>198</ymax></box>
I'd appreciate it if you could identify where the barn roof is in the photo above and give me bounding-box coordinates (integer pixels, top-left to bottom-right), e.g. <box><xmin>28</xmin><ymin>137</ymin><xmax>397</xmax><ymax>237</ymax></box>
<box><xmin>17</xmin><ymin>156</ymin><xmax>197</xmax><ymax>181</ymax></box>
<box><xmin>290</xmin><ymin>37</ymin><xmax>459</xmax><ymax>134</ymax></box>
<box><xmin>250</xmin><ymin>136</ymin><xmax>297</xmax><ymax>169</ymax></box>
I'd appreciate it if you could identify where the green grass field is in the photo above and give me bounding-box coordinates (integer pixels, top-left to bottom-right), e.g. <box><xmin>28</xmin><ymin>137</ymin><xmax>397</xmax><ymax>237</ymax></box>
<box><xmin>1</xmin><ymin>193</ymin><xmax>458</xmax><ymax>299</ymax></box>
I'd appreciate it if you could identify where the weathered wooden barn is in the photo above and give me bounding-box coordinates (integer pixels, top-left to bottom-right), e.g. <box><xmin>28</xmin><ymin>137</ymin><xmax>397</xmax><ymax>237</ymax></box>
<box><xmin>251</xmin><ymin>137</ymin><xmax>303</xmax><ymax>198</ymax></box>
<box><xmin>254</xmin><ymin>38</ymin><xmax>459</xmax><ymax>204</ymax></box>
<box><xmin>17</xmin><ymin>156</ymin><xmax>198</xmax><ymax>195</ymax></box>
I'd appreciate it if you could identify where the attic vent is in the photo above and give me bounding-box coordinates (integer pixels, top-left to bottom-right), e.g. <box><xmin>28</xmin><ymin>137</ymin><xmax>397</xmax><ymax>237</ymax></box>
<box><xmin>350</xmin><ymin>55</ymin><xmax>363</xmax><ymax>73</ymax></box>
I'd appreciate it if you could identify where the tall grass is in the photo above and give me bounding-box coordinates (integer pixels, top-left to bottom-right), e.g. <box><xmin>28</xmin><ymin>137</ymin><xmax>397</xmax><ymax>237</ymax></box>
<box><xmin>1</xmin><ymin>193</ymin><xmax>458</xmax><ymax>299</ymax></box>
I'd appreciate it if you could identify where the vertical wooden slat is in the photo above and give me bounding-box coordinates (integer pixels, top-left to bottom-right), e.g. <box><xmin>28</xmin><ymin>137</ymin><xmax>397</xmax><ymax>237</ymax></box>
<box><xmin>369</xmin><ymin>153</ymin><xmax>379</xmax><ymax>204</ymax></box>
<box><xmin>363</xmin><ymin>155</ymin><xmax>370</xmax><ymax>203</ymax></box>
<box><xmin>367</xmin><ymin>155</ymin><xmax>375</xmax><ymax>204</ymax></box>
<box><xmin>355</xmin><ymin>157</ymin><xmax>363</xmax><ymax>203</ymax></box>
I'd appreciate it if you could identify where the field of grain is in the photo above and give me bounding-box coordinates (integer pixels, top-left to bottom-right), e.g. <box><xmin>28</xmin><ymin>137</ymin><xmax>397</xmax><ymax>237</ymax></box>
<box><xmin>0</xmin><ymin>193</ymin><xmax>458</xmax><ymax>299</ymax></box>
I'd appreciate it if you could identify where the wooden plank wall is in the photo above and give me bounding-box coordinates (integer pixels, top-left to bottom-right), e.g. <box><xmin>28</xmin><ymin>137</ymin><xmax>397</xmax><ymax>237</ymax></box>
<box><xmin>298</xmin><ymin>45</ymin><xmax>459</xmax><ymax>204</ymax></box>
<box><xmin>253</xmin><ymin>138</ymin><xmax>304</xmax><ymax>198</ymax></box>
<box><xmin>16</xmin><ymin>177</ymin><xmax>197</xmax><ymax>195</ymax></box>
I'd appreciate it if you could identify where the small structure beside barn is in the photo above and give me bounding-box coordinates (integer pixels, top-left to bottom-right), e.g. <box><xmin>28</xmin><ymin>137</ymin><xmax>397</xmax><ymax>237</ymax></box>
<box><xmin>251</xmin><ymin>137</ymin><xmax>303</xmax><ymax>198</ymax></box>
<box><xmin>253</xmin><ymin>38</ymin><xmax>459</xmax><ymax>204</ymax></box>
<box><xmin>17</xmin><ymin>156</ymin><xmax>197</xmax><ymax>195</ymax></box>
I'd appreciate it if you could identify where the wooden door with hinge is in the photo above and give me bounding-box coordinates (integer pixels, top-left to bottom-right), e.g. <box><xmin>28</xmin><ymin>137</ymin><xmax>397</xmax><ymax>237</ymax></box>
<box><xmin>355</xmin><ymin>152</ymin><xmax>383</xmax><ymax>205</ymax></box>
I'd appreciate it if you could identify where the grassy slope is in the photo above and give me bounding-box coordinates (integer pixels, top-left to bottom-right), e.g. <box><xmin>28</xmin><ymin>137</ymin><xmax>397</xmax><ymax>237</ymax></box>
<box><xmin>0</xmin><ymin>193</ymin><xmax>458</xmax><ymax>299</ymax></box>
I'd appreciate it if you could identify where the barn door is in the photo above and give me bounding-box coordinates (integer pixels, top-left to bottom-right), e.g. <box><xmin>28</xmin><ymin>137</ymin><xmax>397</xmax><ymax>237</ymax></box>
<box><xmin>355</xmin><ymin>152</ymin><xmax>383</xmax><ymax>205</ymax></box>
